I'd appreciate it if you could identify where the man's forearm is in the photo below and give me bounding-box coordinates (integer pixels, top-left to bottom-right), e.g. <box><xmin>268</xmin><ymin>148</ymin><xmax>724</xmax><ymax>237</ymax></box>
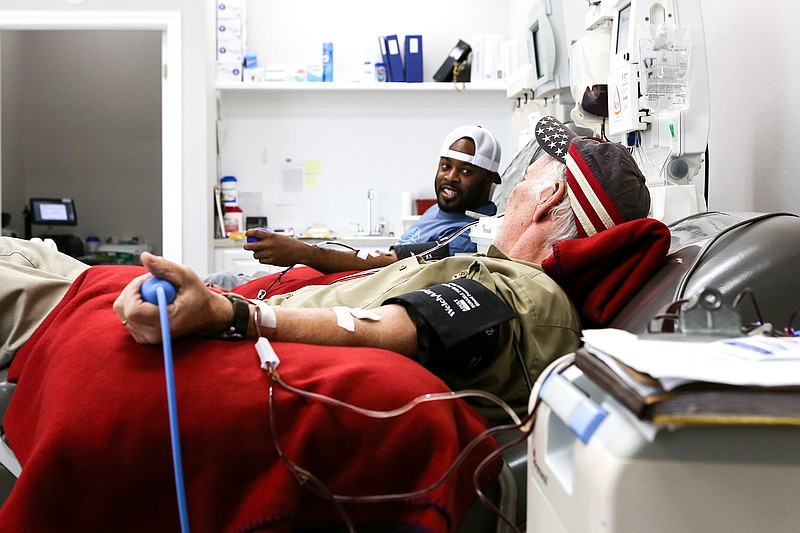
<box><xmin>298</xmin><ymin>246</ymin><xmax>398</xmax><ymax>274</ymax></box>
<box><xmin>268</xmin><ymin>305</ymin><xmax>417</xmax><ymax>356</ymax></box>
<box><xmin>224</xmin><ymin>296</ymin><xmax>418</xmax><ymax>357</ymax></box>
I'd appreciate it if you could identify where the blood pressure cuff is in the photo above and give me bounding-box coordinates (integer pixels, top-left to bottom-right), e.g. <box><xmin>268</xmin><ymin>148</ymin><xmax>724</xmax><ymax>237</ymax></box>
<box><xmin>391</xmin><ymin>242</ymin><xmax>450</xmax><ymax>261</ymax></box>
<box><xmin>383</xmin><ymin>278</ymin><xmax>516</xmax><ymax>373</ymax></box>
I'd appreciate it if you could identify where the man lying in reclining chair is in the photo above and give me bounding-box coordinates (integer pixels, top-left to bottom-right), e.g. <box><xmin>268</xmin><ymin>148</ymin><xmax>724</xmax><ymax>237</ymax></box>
<box><xmin>113</xmin><ymin>116</ymin><xmax>664</xmax><ymax>421</ymax></box>
<box><xmin>1</xmin><ymin>116</ymin><xmax>666</xmax><ymax>423</ymax></box>
<box><xmin>0</xmin><ymin>116</ymin><xmax>669</xmax><ymax>532</ymax></box>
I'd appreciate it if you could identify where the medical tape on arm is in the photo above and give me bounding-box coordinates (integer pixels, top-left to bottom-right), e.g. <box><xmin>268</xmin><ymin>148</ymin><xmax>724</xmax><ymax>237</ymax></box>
<box><xmin>251</xmin><ymin>299</ymin><xmax>277</xmax><ymax>328</ymax></box>
<box><xmin>332</xmin><ymin>306</ymin><xmax>382</xmax><ymax>332</ymax></box>
<box><xmin>356</xmin><ymin>249</ymin><xmax>381</xmax><ymax>260</ymax></box>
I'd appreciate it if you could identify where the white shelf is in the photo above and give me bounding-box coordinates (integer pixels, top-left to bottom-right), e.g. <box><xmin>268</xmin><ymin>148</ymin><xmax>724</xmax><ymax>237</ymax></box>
<box><xmin>216</xmin><ymin>81</ymin><xmax>506</xmax><ymax>92</ymax></box>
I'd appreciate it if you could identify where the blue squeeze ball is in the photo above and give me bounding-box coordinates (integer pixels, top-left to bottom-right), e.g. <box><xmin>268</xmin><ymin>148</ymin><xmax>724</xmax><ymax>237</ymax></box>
<box><xmin>141</xmin><ymin>278</ymin><xmax>177</xmax><ymax>304</ymax></box>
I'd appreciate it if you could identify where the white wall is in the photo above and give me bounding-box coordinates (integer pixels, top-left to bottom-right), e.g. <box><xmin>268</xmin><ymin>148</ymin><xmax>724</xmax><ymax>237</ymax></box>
<box><xmin>702</xmin><ymin>1</ymin><xmax>800</xmax><ymax>214</ymax></box>
<box><xmin>245</xmin><ymin>0</ymin><xmax>511</xmax><ymax>83</ymax></box>
<box><xmin>218</xmin><ymin>0</ymin><xmax>514</xmax><ymax>240</ymax></box>
<box><xmin>219</xmin><ymin>89</ymin><xmax>512</xmax><ymax>238</ymax></box>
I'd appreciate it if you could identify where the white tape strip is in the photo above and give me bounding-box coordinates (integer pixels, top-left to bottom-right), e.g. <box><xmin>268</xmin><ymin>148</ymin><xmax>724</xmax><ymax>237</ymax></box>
<box><xmin>330</xmin><ymin>306</ymin><xmax>381</xmax><ymax>331</ymax></box>
<box><xmin>356</xmin><ymin>249</ymin><xmax>380</xmax><ymax>260</ymax></box>
<box><xmin>348</xmin><ymin>307</ymin><xmax>382</xmax><ymax>322</ymax></box>
<box><xmin>332</xmin><ymin>306</ymin><xmax>356</xmax><ymax>331</ymax></box>
<box><xmin>252</xmin><ymin>299</ymin><xmax>277</xmax><ymax>328</ymax></box>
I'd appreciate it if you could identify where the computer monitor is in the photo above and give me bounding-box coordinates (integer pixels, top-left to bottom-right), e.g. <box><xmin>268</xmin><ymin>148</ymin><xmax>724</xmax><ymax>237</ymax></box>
<box><xmin>29</xmin><ymin>198</ymin><xmax>77</xmax><ymax>226</ymax></box>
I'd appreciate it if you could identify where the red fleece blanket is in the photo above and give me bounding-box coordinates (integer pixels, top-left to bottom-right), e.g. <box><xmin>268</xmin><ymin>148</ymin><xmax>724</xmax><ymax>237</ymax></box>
<box><xmin>2</xmin><ymin>267</ymin><xmax>499</xmax><ymax>533</ymax></box>
<box><xmin>541</xmin><ymin>218</ymin><xmax>671</xmax><ymax>328</ymax></box>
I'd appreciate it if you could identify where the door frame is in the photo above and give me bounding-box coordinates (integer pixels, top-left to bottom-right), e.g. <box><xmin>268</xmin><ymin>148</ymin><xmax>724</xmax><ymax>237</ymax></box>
<box><xmin>0</xmin><ymin>10</ymin><xmax>183</xmax><ymax>262</ymax></box>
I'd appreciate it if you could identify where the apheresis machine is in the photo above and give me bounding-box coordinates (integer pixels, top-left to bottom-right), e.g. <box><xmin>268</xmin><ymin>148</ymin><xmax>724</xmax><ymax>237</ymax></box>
<box><xmin>502</xmin><ymin>0</ymin><xmax>709</xmax><ymax>225</ymax></box>
<box><xmin>493</xmin><ymin>1</ymin><xmax>800</xmax><ymax>532</ymax></box>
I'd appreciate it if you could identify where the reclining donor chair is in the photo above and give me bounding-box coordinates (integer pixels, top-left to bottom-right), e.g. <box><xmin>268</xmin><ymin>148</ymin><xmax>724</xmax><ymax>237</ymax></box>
<box><xmin>1</xmin><ymin>210</ymin><xmax>800</xmax><ymax>533</ymax></box>
<box><xmin>472</xmin><ymin>209</ymin><xmax>800</xmax><ymax>531</ymax></box>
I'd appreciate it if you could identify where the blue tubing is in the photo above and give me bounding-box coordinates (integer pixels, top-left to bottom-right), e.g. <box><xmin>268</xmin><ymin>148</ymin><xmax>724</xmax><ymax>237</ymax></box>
<box><xmin>142</xmin><ymin>278</ymin><xmax>190</xmax><ymax>533</ymax></box>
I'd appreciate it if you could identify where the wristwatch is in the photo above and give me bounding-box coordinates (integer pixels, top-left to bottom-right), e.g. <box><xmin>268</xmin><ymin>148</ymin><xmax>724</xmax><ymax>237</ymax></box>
<box><xmin>220</xmin><ymin>293</ymin><xmax>251</xmax><ymax>339</ymax></box>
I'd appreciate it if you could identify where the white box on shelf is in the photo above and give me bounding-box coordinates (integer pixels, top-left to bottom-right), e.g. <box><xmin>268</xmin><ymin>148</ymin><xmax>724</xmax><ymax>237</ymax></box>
<box><xmin>307</xmin><ymin>64</ymin><xmax>323</xmax><ymax>82</ymax></box>
<box><xmin>216</xmin><ymin>0</ymin><xmax>245</xmax><ymax>20</ymax></box>
<box><xmin>217</xmin><ymin>61</ymin><xmax>243</xmax><ymax>82</ymax></box>
<box><xmin>264</xmin><ymin>64</ymin><xmax>287</xmax><ymax>82</ymax></box>
<box><xmin>243</xmin><ymin>67</ymin><xmax>265</xmax><ymax>83</ymax></box>
<box><xmin>286</xmin><ymin>65</ymin><xmax>307</xmax><ymax>82</ymax></box>
<box><xmin>217</xmin><ymin>39</ymin><xmax>244</xmax><ymax>63</ymax></box>
<box><xmin>216</xmin><ymin>18</ymin><xmax>243</xmax><ymax>42</ymax></box>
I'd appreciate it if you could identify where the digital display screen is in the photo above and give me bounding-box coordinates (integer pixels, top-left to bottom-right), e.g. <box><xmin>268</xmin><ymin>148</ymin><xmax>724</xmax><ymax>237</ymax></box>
<box><xmin>616</xmin><ymin>3</ymin><xmax>632</xmax><ymax>54</ymax></box>
<box><xmin>30</xmin><ymin>198</ymin><xmax>77</xmax><ymax>225</ymax></box>
<box><xmin>531</xmin><ymin>24</ymin><xmax>543</xmax><ymax>79</ymax></box>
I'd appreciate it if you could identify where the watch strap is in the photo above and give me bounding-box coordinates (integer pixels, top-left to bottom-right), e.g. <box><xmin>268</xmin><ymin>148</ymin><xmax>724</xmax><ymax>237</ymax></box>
<box><xmin>220</xmin><ymin>293</ymin><xmax>250</xmax><ymax>338</ymax></box>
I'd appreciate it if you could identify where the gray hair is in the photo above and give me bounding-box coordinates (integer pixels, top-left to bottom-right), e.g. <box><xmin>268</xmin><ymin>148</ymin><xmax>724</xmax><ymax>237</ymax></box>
<box><xmin>527</xmin><ymin>158</ymin><xmax>578</xmax><ymax>244</ymax></box>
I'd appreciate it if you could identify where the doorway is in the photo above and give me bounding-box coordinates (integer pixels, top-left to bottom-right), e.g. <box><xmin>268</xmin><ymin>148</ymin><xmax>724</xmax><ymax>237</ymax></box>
<box><xmin>0</xmin><ymin>11</ymin><xmax>182</xmax><ymax>262</ymax></box>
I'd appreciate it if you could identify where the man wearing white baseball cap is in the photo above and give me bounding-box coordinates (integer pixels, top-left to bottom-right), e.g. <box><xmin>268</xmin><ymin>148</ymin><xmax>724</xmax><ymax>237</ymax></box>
<box><xmin>239</xmin><ymin>125</ymin><xmax>502</xmax><ymax>276</ymax></box>
<box><xmin>393</xmin><ymin>125</ymin><xmax>502</xmax><ymax>256</ymax></box>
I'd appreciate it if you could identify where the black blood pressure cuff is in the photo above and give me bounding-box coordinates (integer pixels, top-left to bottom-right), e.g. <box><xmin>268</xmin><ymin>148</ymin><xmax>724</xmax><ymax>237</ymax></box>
<box><xmin>391</xmin><ymin>242</ymin><xmax>450</xmax><ymax>260</ymax></box>
<box><xmin>383</xmin><ymin>278</ymin><xmax>516</xmax><ymax>373</ymax></box>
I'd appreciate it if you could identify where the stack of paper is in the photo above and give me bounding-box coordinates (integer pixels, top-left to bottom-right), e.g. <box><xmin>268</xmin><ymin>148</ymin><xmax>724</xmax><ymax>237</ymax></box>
<box><xmin>577</xmin><ymin>329</ymin><xmax>800</xmax><ymax>425</ymax></box>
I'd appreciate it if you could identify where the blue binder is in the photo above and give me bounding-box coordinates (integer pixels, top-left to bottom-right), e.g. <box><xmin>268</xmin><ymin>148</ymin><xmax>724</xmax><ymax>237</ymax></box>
<box><xmin>404</xmin><ymin>35</ymin><xmax>423</xmax><ymax>83</ymax></box>
<box><xmin>378</xmin><ymin>36</ymin><xmax>392</xmax><ymax>80</ymax></box>
<box><xmin>385</xmin><ymin>34</ymin><xmax>405</xmax><ymax>82</ymax></box>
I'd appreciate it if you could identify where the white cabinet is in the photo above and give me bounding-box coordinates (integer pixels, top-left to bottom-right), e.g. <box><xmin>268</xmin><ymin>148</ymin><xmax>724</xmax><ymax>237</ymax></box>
<box><xmin>213</xmin><ymin>245</ymin><xmax>279</xmax><ymax>277</ymax></box>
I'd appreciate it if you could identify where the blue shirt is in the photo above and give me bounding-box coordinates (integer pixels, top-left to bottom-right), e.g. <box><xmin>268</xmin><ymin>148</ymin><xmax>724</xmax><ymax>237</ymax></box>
<box><xmin>395</xmin><ymin>202</ymin><xmax>497</xmax><ymax>255</ymax></box>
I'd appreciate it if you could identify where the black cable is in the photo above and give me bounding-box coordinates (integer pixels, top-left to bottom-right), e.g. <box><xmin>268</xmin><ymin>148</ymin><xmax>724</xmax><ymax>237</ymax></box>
<box><xmin>413</xmin><ymin>218</ymin><xmax>480</xmax><ymax>258</ymax></box>
<box><xmin>513</xmin><ymin>337</ymin><xmax>534</xmax><ymax>393</ymax></box>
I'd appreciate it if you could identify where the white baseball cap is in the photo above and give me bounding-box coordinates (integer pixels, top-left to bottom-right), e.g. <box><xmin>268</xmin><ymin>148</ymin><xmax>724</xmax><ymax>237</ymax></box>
<box><xmin>439</xmin><ymin>125</ymin><xmax>502</xmax><ymax>183</ymax></box>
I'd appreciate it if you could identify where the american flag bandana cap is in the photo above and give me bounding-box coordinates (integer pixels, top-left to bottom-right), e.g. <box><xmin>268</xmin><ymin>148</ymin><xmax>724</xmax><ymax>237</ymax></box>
<box><xmin>566</xmin><ymin>136</ymin><xmax>650</xmax><ymax>237</ymax></box>
<box><xmin>534</xmin><ymin>116</ymin><xmax>650</xmax><ymax>237</ymax></box>
<box><xmin>566</xmin><ymin>140</ymin><xmax>626</xmax><ymax>237</ymax></box>
<box><xmin>535</xmin><ymin>115</ymin><xmax>577</xmax><ymax>163</ymax></box>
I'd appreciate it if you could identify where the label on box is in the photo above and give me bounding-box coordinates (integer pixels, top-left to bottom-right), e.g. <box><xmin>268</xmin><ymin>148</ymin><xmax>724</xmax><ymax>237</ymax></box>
<box><xmin>216</xmin><ymin>0</ymin><xmax>245</xmax><ymax>19</ymax></box>
<box><xmin>217</xmin><ymin>61</ymin><xmax>243</xmax><ymax>82</ymax></box>
<box><xmin>217</xmin><ymin>21</ymin><xmax>243</xmax><ymax>41</ymax></box>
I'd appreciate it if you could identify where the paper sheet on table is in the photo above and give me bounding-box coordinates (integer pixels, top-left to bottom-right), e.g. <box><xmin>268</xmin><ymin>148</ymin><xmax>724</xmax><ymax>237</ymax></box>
<box><xmin>582</xmin><ymin>329</ymin><xmax>800</xmax><ymax>391</ymax></box>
